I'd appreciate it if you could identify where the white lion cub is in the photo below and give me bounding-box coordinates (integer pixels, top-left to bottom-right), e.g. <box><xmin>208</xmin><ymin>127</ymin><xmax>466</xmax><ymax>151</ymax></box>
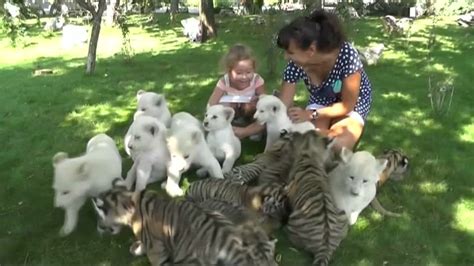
<box><xmin>52</xmin><ymin>133</ymin><xmax>122</xmax><ymax>236</ymax></box>
<box><xmin>328</xmin><ymin>148</ymin><xmax>387</xmax><ymax>225</ymax></box>
<box><xmin>133</xmin><ymin>90</ymin><xmax>171</xmax><ymax>126</ymax></box>
<box><xmin>125</xmin><ymin>90</ymin><xmax>172</xmax><ymax>156</ymax></box>
<box><xmin>166</xmin><ymin>112</ymin><xmax>223</xmax><ymax>197</ymax></box>
<box><xmin>203</xmin><ymin>105</ymin><xmax>241</xmax><ymax>174</ymax></box>
<box><xmin>124</xmin><ymin>116</ymin><xmax>170</xmax><ymax>192</ymax></box>
<box><xmin>254</xmin><ymin>95</ymin><xmax>315</xmax><ymax>151</ymax></box>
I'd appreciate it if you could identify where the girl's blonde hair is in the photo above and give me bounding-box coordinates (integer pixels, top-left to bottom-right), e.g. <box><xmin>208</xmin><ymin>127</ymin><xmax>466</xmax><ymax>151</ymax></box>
<box><xmin>220</xmin><ymin>44</ymin><xmax>256</xmax><ymax>73</ymax></box>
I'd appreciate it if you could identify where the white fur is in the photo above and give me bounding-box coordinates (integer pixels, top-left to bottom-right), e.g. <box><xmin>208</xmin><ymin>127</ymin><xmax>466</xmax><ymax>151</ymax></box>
<box><xmin>124</xmin><ymin>90</ymin><xmax>172</xmax><ymax>156</ymax></box>
<box><xmin>328</xmin><ymin>148</ymin><xmax>387</xmax><ymax>225</ymax></box>
<box><xmin>165</xmin><ymin>112</ymin><xmax>223</xmax><ymax>197</ymax></box>
<box><xmin>203</xmin><ymin>105</ymin><xmax>241</xmax><ymax>173</ymax></box>
<box><xmin>52</xmin><ymin>133</ymin><xmax>122</xmax><ymax>236</ymax></box>
<box><xmin>124</xmin><ymin>116</ymin><xmax>170</xmax><ymax>192</ymax></box>
<box><xmin>254</xmin><ymin>95</ymin><xmax>315</xmax><ymax>151</ymax></box>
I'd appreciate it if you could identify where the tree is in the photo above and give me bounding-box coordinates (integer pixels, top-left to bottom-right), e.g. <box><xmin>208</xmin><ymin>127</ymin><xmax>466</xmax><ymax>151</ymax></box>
<box><xmin>49</xmin><ymin>0</ymin><xmax>63</xmax><ymax>15</ymax></box>
<box><xmin>304</xmin><ymin>0</ymin><xmax>322</xmax><ymax>10</ymax></box>
<box><xmin>170</xmin><ymin>0</ymin><xmax>178</xmax><ymax>21</ymax></box>
<box><xmin>104</xmin><ymin>0</ymin><xmax>119</xmax><ymax>25</ymax></box>
<box><xmin>0</xmin><ymin>0</ymin><xmax>6</xmax><ymax>15</ymax></box>
<box><xmin>76</xmin><ymin>0</ymin><xmax>106</xmax><ymax>74</ymax></box>
<box><xmin>199</xmin><ymin>0</ymin><xmax>216</xmax><ymax>42</ymax></box>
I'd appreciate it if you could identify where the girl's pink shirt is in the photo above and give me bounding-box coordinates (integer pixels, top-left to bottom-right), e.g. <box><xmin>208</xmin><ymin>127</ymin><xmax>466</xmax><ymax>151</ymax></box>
<box><xmin>216</xmin><ymin>73</ymin><xmax>264</xmax><ymax>97</ymax></box>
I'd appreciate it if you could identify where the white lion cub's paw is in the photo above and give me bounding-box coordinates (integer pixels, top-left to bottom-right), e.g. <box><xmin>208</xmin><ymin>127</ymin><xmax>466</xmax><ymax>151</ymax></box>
<box><xmin>130</xmin><ymin>241</ymin><xmax>146</xmax><ymax>256</ymax></box>
<box><xmin>165</xmin><ymin>183</ymin><xmax>184</xmax><ymax>197</ymax></box>
<box><xmin>196</xmin><ymin>167</ymin><xmax>208</xmax><ymax>178</ymax></box>
<box><xmin>59</xmin><ymin>225</ymin><xmax>73</xmax><ymax>237</ymax></box>
<box><xmin>160</xmin><ymin>181</ymin><xmax>167</xmax><ymax>189</ymax></box>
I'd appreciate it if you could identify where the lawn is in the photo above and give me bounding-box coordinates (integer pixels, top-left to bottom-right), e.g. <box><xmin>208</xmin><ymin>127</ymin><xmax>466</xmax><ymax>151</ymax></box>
<box><xmin>0</xmin><ymin>13</ymin><xmax>473</xmax><ymax>265</ymax></box>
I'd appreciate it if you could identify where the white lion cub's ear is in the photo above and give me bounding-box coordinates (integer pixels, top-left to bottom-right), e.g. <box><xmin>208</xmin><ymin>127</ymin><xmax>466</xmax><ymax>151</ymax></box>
<box><xmin>271</xmin><ymin>104</ymin><xmax>280</xmax><ymax>113</ymax></box>
<box><xmin>340</xmin><ymin>147</ymin><xmax>353</xmax><ymax>163</ymax></box>
<box><xmin>375</xmin><ymin>159</ymin><xmax>388</xmax><ymax>176</ymax></box>
<box><xmin>52</xmin><ymin>152</ymin><xmax>68</xmax><ymax>166</ymax></box>
<box><xmin>191</xmin><ymin>130</ymin><xmax>202</xmax><ymax>145</ymax></box>
<box><xmin>112</xmin><ymin>177</ymin><xmax>127</xmax><ymax>188</ymax></box>
<box><xmin>136</xmin><ymin>90</ymin><xmax>146</xmax><ymax>100</ymax></box>
<box><xmin>144</xmin><ymin>123</ymin><xmax>158</xmax><ymax>136</ymax></box>
<box><xmin>223</xmin><ymin>107</ymin><xmax>235</xmax><ymax>122</ymax></box>
<box><xmin>91</xmin><ymin>198</ymin><xmax>105</xmax><ymax>218</ymax></box>
<box><xmin>154</xmin><ymin>94</ymin><xmax>163</xmax><ymax>106</ymax></box>
<box><xmin>76</xmin><ymin>162</ymin><xmax>90</xmax><ymax>179</ymax></box>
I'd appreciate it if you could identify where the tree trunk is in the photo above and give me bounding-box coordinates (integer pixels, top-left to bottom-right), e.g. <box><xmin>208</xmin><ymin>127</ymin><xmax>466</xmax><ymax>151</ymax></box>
<box><xmin>105</xmin><ymin>0</ymin><xmax>118</xmax><ymax>25</ymax></box>
<box><xmin>199</xmin><ymin>0</ymin><xmax>216</xmax><ymax>42</ymax></box>
<box><xmin>304</xmin><ymin>0</ymin><xmax>322</xmax><ymax>10</ymax></box>
<box><xmin>170</xmin><ymin>0</ymin><xmax>178</xmax><ymax>21</ymax></box>
<box><xmin>49</xmin><ymin>0</ymin><xmax>62</xmax><ymax>15</ymax></box>
<box><xmin>0</xmin><ymin>0</ymin><xmax>5</xmax><ymax>15</ymax></box>
<box><xmin>77</xmin><ymin>0</ymin><xmax>106</xmax><ymax>74</ymax></box>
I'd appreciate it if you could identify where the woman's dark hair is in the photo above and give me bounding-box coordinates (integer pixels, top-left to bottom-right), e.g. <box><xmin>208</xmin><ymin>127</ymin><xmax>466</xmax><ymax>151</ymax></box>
<box><xmin>277</xmin><ymin>9</ymin><xmax>346</xmax><ymax>52</ymax></box>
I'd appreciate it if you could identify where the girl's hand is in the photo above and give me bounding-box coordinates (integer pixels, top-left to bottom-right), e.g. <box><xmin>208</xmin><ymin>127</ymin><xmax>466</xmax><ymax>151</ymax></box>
<box><xmin>288</xmin><ymin>107</ymin><xmax>311</xmax><ymax>123</ymax></box>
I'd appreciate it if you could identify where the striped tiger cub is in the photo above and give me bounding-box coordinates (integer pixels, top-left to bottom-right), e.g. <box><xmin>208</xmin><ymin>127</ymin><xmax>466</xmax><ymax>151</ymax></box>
<box><xmin>197</xmin><ymin>199</ymin><xmax>277</xmax><ymax>265</ymax></box>
<box><xmin>285</xmin><ymin>131</ymin><xmax>348</xmax><ymax>266</ymax></box>
<box><xmin>92</xmin><ymin>184</ymin><xmax>270</xmax><ymax>265</ymax></box>
<box><xmin>187</xmin><ymin>178</ymin><xmax>262</xmax><ymax>209</ymax></box>
<box><xmin>370</xmin><ymin>149</ymin><xmax>409</xmax><ymax>217</ymax></box>
<box><xmin>224</xmin><ymin>132</ymin><xmax>295</xmax><ymax>186</ymax></box>
<box><xmin>377</xmin><ymin>149</ymin><xmax>409</xmax><ymax>186</ymax></box>
<box><xmin>187</xmin><ymin>178</ymin><xmax>289</xmax><ymax>227</ymax></box>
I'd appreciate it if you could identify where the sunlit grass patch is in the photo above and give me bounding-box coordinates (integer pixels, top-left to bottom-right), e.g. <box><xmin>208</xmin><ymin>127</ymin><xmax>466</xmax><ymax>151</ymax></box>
<box><xmin>0</xmin><ymin>14</ymin><xmax>473</xmax><ymax>266</ymax></box>
<box><xmin>452</xmin><ymin>199</ymin><xmax>474</xmax><ymax>234</ymax></box>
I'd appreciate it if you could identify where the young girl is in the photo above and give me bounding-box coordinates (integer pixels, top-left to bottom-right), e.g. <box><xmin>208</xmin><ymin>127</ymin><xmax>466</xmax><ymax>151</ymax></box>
<box><xmin>207</xmin><ymin>44</ymin><xmax>266</xmax><ymax>138</ymax></box>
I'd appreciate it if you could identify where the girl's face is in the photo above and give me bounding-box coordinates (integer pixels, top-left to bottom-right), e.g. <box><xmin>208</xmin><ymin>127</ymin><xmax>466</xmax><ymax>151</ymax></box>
<box><xmin>284</xmin><ymin>39</ymin><xmax>318</xmax><ymax>66</ymax></box>
<box><xmin>229</xmin><ymin>59</ymin><xmax>255</xmax><ymax>86</ymax></box>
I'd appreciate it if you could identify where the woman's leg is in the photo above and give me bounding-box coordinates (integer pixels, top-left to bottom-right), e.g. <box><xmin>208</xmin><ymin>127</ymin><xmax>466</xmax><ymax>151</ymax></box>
<box><xmin>328</xmin><ymin>116</ymin><xmax>364</xmax><ymax>152</ymax></box>
<box><xmin>312</xmin><ymin>116</ymin><xmax>332</xmax><ymax>135</ymax></box>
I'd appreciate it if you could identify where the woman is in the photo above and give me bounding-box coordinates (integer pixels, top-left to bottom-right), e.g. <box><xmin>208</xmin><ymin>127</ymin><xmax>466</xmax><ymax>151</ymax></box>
<box><xmin>277</xmin><ymin>9</ymin><xmax>372</xmax><ymax>151</ymax></box>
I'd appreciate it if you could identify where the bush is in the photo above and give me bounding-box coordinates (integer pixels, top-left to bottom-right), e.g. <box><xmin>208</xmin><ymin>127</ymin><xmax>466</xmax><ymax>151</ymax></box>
<box><xmin>424</xmin><ymin>0</ymin><xmax>473</xmax><ymax>16</ymax></box>
<box><xmin>352</xmin><ymin>0</ymin><xmax>368</xmax><ymax>16</ymax></box>
<box><xmin>366</xmin><ymin>0</ymin><xmax>415</xmax><ymax>17</ymax></box>
<box><xmin>214</xmin><ymin>0</ymin><xmax>233</xmax><ymax>9</ymax></box>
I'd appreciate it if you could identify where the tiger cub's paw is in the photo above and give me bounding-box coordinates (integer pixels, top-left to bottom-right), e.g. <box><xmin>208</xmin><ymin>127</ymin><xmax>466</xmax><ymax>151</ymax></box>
<box><xmin>130</xmin><ymin>241</ymin><xmax>146</xmax><ymax>256</ymax></box>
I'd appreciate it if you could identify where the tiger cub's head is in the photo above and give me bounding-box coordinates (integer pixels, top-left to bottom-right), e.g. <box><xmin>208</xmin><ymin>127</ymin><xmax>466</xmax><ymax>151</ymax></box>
<box><xmin>91</xmin><ymin>180</ymin><xmax>135</xmax><ymax>235</ymax></box>
<box><xmin>290</xmin><ymin>131</ymin><xmax>336</xmax><ymax>161</ymax></box>
<box><xmin>380</xmin><ymin>149</ymin><xmax>409</xmax><ymax>181</ymax></box>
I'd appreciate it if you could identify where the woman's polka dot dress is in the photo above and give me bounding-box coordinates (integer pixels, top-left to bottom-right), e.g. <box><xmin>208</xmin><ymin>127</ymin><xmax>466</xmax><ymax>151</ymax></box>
<box><xmin>283</xmin><ymin>42</ymin><xmax>372</xmax><ymax>120</ymax></box>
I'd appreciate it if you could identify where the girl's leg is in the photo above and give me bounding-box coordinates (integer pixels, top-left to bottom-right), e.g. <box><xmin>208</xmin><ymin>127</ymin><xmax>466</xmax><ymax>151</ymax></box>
<box><xmin>241</xmin><ymin>102</ymin><xmax>257</xmax><ymax>118</ymax></box>
<box><xmin>327</xmin><ymin>116</ymin><xmax>364</xmax><ymax>152</ymax></box>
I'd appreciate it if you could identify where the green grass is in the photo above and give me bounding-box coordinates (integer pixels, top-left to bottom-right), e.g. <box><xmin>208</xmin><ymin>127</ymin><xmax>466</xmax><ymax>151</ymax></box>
<box><xmin>1</xmin><ymin>14</ymin><xmax>473</xmax><ymax>265</ymax></box>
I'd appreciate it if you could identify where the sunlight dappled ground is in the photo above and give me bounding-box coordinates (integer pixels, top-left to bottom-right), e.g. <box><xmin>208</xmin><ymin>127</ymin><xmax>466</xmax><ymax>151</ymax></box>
<box><xmin>0</xmin><ymin>14</ymin><xmax>472</xmax><ymax>265</ymax></box>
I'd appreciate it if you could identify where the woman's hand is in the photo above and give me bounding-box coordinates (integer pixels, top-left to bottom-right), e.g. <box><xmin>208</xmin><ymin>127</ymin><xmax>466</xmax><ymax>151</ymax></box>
<box><xmin>288</xmin><ymin>107</ymin><xmax>311</xmax><ymax>123</ymax></box>
<box><xmin>233</xmin><ymin>126</ymin><xmax>249</xmax><ymax>139</ymax></box>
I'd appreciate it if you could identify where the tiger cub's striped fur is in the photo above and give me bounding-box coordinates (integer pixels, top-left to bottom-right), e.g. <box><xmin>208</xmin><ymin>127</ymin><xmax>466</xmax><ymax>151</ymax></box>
<box><xmin>187</xmin><ymin>178</ymin><xmax>263</xmax><ymax>209</ymax></box>
<box><xmin>377</xmin><ymin>149</ymin><xmax>409</xmax><ymax>186</ymax></box>
<box><xmin>222</xmin><ymin>133</ymin><xmax>296</xmax><ymax>223</ymax></box>
<box><xmin>197</xmin><ymin>199</ymin><xmax>277</xmax><ymax>265</ymax></box>
<box><xmin>224</xmin><ymin>132</ymin><xmax>295</xmax><ymax>186</ymax></box>
<box><xmin>370</xmin><ymin>149</ymin><xmax>409</xmax><ymax>217</ymax></box>
<box><xmin>285</xmin><ymin>131</ymin><xmax>348</xmax><ymax>266</ymax></box>
<box><xmin>187</xmin><ymin>178</ymin><xmax>288</xmax><ymax>228</ymax></box>
<box><xmin>93</xmin><ymin>185</ymin><xmax>268</xmax><ymax>265</ymax></box>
